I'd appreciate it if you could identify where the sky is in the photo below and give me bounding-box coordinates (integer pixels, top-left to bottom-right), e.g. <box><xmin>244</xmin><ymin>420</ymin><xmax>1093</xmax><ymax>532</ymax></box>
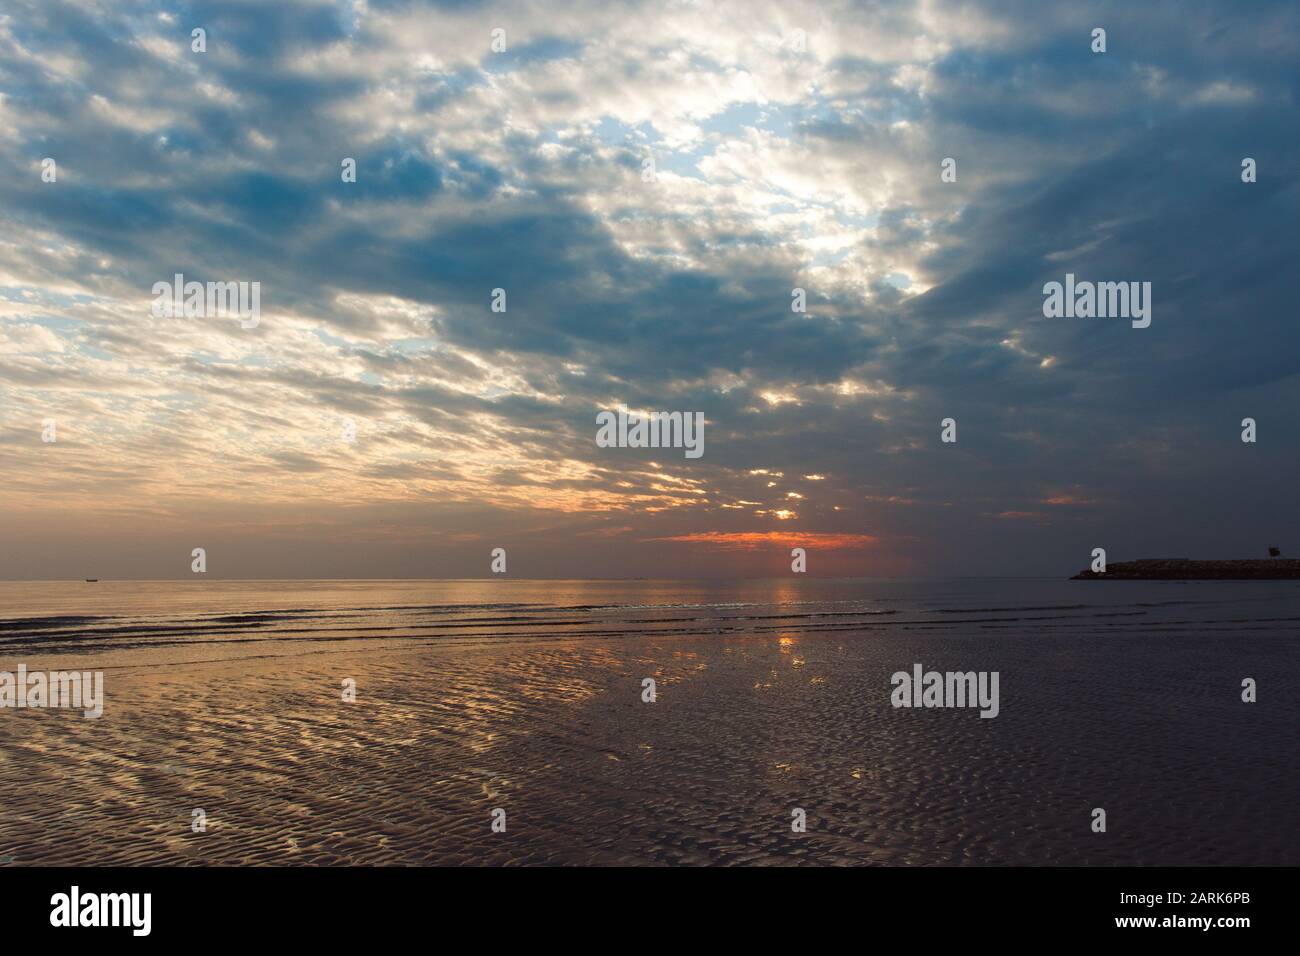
<box><xmin>0</xmin><ymin>0</ymin><xmax>1298</xmax><ymax>580</ymax></box>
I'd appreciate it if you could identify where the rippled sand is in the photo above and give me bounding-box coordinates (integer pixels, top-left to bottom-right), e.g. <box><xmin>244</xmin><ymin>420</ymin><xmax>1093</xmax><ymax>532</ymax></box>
<box><xmin>1</xmin><ymin>616</ymin><xmax>1295</xmax><ymax>865</ymax></box>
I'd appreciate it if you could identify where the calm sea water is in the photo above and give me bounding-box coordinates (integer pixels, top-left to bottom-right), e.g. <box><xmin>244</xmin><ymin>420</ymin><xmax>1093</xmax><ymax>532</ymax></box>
<box><xmin>4</xmin><ymin>576</ymin><xmax>1299</xmax><ymax>653</ymax></box>
<box><xmin>1</xmin><ymin>578</ymin><xmax>1296</xmax><ymax>865</ymax></box>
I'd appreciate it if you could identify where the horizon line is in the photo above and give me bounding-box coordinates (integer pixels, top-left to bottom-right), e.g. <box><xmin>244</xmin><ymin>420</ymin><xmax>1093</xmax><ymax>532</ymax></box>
<box><xmin>0</xmin><ymin>575</ymin><xmax>1073</xmax><ymax>584</ymax></box>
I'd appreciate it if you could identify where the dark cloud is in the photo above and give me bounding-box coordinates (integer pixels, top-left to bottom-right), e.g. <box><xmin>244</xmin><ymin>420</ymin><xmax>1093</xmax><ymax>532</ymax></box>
<box><xmin>1</xmin><ymin>0</ymin><xmax>1297</xmax><ymax>578</ymax></box>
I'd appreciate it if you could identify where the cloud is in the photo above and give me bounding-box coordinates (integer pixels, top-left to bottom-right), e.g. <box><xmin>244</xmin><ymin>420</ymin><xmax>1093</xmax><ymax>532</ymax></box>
<box><xmin>1</xmin><ymin>0</ymin><xmax>1298</xmax><ymax>577</ymax></box>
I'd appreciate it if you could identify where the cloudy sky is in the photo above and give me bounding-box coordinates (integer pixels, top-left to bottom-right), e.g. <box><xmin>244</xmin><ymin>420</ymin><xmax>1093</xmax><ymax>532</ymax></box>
<box><xmin>1</xmin><ymin>0</ymin><xmax>1297</xmax><ymax>580</ymax></box>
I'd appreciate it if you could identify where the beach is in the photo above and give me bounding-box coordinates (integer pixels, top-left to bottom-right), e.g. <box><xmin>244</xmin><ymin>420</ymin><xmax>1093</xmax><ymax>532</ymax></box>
<box><xmin>1</xmin><ymin>579</ymin><xmax>1296</xmax><ymax>866</ymax></box>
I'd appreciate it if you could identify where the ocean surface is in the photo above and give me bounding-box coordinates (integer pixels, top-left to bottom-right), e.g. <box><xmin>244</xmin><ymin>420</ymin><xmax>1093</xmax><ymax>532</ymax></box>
<box><xmin>0</xmin><ymin>578</ymin><xmax>1296</xmax><ymax>866</ymax></box>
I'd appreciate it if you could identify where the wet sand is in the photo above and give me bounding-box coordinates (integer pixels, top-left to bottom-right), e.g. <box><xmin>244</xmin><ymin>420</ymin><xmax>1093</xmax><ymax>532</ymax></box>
<box><xmin>1</xmin><ymin>618</ymin><xmax>1294</xmax><ymax>866</ymax></box>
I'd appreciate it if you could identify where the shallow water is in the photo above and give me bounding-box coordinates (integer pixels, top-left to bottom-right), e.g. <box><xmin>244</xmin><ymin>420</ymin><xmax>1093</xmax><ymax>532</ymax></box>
<box><xmin>0</xmin><ymin>578</ymin><xmax>1296</xmax><ymax>865</ymax></box>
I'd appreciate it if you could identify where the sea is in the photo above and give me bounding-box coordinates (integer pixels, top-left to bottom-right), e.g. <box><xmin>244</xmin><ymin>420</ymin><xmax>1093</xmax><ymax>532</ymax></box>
<box><xmin>0</xmin><ymin>577</ymin><xmax>1296</xmax><ymax>866</ymax></box>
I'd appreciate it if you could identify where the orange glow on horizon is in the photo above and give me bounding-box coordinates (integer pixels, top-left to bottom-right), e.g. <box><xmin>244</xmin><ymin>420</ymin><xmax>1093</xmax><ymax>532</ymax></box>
<box><xmin>649</xmin><ymin>531</ymin><xmax>878</xmax><ymax>551</ymax></box>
